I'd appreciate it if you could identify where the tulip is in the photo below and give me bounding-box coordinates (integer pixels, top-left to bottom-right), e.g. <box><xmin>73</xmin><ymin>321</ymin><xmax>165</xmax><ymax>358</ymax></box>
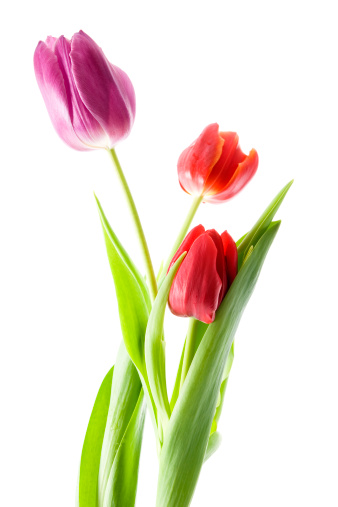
<box><xmin>178</xmin><ymin>123</ymin><xmax>258</xmax><ymax>203</ymax></box>
<box><xmin>34</xmin><ymin>31</ymin><xmax>136</xmax><ymax>151</ymax></box>
<box><xmin>168</xmin><ymin>225</ymin><xmax>238</xmax><ymax>324</ymax></box>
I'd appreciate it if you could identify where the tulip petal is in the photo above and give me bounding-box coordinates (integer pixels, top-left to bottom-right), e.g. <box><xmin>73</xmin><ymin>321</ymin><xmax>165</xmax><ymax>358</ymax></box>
<box><xmin>205</xmin><ymin>148</ymin><xmax>259</xmax><ymax>203</ymax></box>
<box><xmin>168</xmin><ymin>224</ymin><xmax>205</xmax><ymax>271</ymax></box>
<box><xmin>177</xmin><ymin>124</ymin><xmax>224</xmax><ymax>196</ymax></box>
<box><xmin>169</xmin><ymin>234</ymin><xmax>222</xmax><ymax>324</ymax></box>
<box><xmin>221</xmin><ymin>231</ymin><xmax>238</xmax><ymax>285</ymax></box>
<box><xmin>34</xmin><ymin>41</ymin><xmax>87</xmax><ymax>151</ymax></box>
<box><xmin>70</xmin><ymin>31</ymin><xmax>136</xmax><ymax>148</ymax></box>
<box><xmin>205</xmin><ymin>229</ymin><xmax>227</xmax><ymax>304</ymax></box>
<box><xmin>53</xmin><ymin>36</ymin><xmax>108</xmax><ymax>148</ymax></box>
<box><xmin>203</xmin><ymin>132</ymin><xmax>242</xmax><ymax>194</ymax></box>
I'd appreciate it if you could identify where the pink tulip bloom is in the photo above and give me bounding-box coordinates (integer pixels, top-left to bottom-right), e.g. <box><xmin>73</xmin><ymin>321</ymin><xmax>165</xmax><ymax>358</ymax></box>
<box><xmin>34</xmin><ymin>31</ymin><xmax>136</xmax><ymax>150</ymax></box>
<box><xmin>168</xmin><ymin>225</ymin><xmax>238</xmax><ymax>324</ymax></box>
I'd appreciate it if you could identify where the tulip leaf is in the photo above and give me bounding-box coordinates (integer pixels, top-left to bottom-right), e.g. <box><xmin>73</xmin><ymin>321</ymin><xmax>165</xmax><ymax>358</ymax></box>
<box><xmin>204</xmin><ymin>432</ymin><xmax>222</xmax><ymax>463</ymax></box>
<box><xmin>156</xmin><ymin>221</ymin><xmax>281</xmax><ymax>507</ymax></box>
<box><xmin>95</xmin><ymin>195</ymin><xmax>158</xmax><ymax>439</ymax></box>
<box><xmin>98</xmin><ymin>343</ymin><xmax>143</xmax><ymax>506</ymax></box>
<box><xmin>237</xmin><ymin>180</ymin><xmax>293</xmax><ymax>266</ymax></box>
<box><xmin>170</xmin><ymin>342</ymin><xmax>185</xmax><ymax>411</ymax></box>
<box><xmin>145</xmin><ymin>253</ymin><xmax>186</xmax><ymax>429</ymax></box>
<box><xmin>95</xmin><ymin>194</ymin><xmax>151</xmax><ymax>312</ymax></box>
<box><xmin>171</xmin><ymin>320</ymin><xmax>208</xmax><ymax>411</ymax></box>
<box><xmin>78</xmin><ymin>366</ymin><xmax>114</xmax><ymax>507</ymax></box>
<box><xmin>213</xmin><ymin>342</ymin><xmax>234</xmax><ymax>426</ymax></box>
<box><xmin>95</xmin><ymin>194</ymin><xmax>149</xmax><ymax>377</ymax></box>
<box><xmin>101</xmin><ymin>390</ymin><xmax>146</xmax><ymax>507</ymax></box>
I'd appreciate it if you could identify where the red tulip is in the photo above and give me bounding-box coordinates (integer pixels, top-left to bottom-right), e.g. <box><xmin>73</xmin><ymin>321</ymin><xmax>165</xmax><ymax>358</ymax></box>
<box><xmin>168</xmin><ymin>225</ymin><xmax>238</xmax><ymax>324</ymax></box>
<box><xmin>34</xmin><ymin>31</ymin><xmax>135</xmax><ymax>151</ymax></box>
<box><xmin>178</xmin><ymin>123</ymin><xmax>258</xmax><ymax>203</ymax></box>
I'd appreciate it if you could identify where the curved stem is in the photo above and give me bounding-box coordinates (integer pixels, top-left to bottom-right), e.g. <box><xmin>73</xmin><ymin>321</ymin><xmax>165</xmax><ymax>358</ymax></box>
<box><xmin>161</xmin><ymin>195</ymin><xmax>203</xmax><ymax>279</ymax></box>
<box><xmin>180</xmin><ymin>318</ymin><xmax>199</xmax><ymax>389</ymax></box>
<box><xmin>108</xmin><ymin>148</ymin><xmax>157</xmax><ymax>301</ymax></box>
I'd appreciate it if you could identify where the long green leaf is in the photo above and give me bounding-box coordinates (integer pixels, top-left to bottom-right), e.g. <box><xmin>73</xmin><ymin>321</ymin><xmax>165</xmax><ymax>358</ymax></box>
<box><xmin>145</xmin><ymin>253</ymin><xmax>186</xmax><ymax>430</ymax></box>
<box><xmin>237</xmin><ymin>180</ymin><xmax>293</xmax><ymax>266</ymax></box>
<box><xmin>95</xmin><ymin>195</ymin><xmax>151</xmax><ymax>312</ymax></box>
<box><xmin>103</xmin><ymin>391</ymin><xmax>146</xmax><ymax>507</ymax></box>
<box><xmin>156</xmin><ymin>221</ymin><xmax>281</xmax><ymax>507</ymax></box>
<box><xmin>95</xmin><ymin>195</ymin><xmax>158</xmax><ymax>420</ymax></box>
<box><xmin>213</xmin><ymin>341</ymin><xmax>235</xmax><ymax>428</ymax></box>
<box><xmin>78</xmin><ymin>367</ymin><xmax>114</xmax><ymax>507</ymax></box>
<box><xmin>170</xmin><ymin>320</ymin><xmax>208</xmax><ymax>411</ymax></box>
<box><xmin>98</xmin><ymin>344</ymin><xmax>143</xmax><ymax>506</ymax></box>
<box><xmin>95</xmin><ymin>195</ymin><xmax>150</xmax><ymax>373</ymax></box>
<box><xmin>94</xmin><ymin>196</ymin><xmax>153</xmax><ymax>502</ymax></box>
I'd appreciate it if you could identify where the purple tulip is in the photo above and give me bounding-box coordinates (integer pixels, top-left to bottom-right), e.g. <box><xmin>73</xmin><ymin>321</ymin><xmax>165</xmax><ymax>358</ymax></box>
<box><xmin>34</xmin><ymin>31</ymin><xmax>136</xmax><ymax>151</ymax></box>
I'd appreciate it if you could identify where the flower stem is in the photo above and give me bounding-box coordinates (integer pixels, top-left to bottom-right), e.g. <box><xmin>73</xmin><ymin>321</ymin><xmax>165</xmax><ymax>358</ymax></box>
<box><xmin>161</xmin><ymin>195</ymin><xmax>203</xmax><ymax>278</ymax></box>
<box><xmin>108</xmin><ymin>148</ymin><xmax>157</xmax><ymax>301</ymax></box>
<box><xmin>180</xmin><ymin>318</ymin><xmax>199</xmax><ymax>389</ymax></box>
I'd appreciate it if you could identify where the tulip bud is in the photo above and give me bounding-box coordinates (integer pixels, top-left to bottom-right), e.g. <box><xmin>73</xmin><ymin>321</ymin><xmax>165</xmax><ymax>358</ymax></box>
<box><xmin>167</xmin><ymin>225</ymin><xmax>238</xmax><ymax>324</ymax></box>
<box><xmin>34</xmin><ymin>31</ymin><xmax>136</xmax><ymax>151</ymax></box>
<box><xmin>178</xmin><ymin>123</ymin><xmax>258</xmax><ymax>203</ymax></box>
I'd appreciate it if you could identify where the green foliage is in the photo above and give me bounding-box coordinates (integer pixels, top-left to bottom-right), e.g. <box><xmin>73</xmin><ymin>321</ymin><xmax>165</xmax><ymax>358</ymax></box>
<box><xmin>101</xmin><ymin>389</ymin><xmax>145</xmax><ymax>507</ymax></box>
<box><xmin>95</xmin><ymin>195</ymin><xmax>150</xmax><ymax>375</ymax></box>
<box><xmin>145</xmin><ymin>253</ymin><xmax>186</xmax><ymax>431</ymax></box>
<box><xmin>92</xmin><ymin>196</ymin><xmax>152</xmax><ymax>505</ymax></box>
<box><xmin>156</xmin><ymin>221</ymin><xmax>281</xmax><ymax>507</ymax></box>
<box><xmin>98</xmin><ymin>344</ymin><xmax>143</xmax><ymax>506</ymax></box>
<box><xmin>237</xmin><ymin>180</ymin><xmax>293</xmax><ymax>266</ymax></box>
<box><xmin>78</xmin><ymin>367</ymin><xmax>114</xmax><ymax>507</ymax></box>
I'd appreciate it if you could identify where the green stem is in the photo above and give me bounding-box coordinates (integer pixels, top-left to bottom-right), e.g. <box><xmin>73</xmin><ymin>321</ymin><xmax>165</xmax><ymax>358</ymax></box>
<box><xmin>180</xmin><ymin>318</ymin><xmax>199</xmax><ymax>389</ymax></box>
<box><xmin>108</xmin><ymin>148</ymin><xmax>157</xmax><ymax>301</ymax></box>
<box><xmin>161</xmin><ymin>195</ymin><xmax>203</xmax><ymax>279</ymax></box>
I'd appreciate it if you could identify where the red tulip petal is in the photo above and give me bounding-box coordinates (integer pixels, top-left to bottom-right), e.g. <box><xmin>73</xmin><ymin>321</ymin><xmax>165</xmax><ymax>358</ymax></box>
<box><xmin>70</xmin><ymin>31</ymin><xmax>136</xmax><ymax>148</ymax></box>
<box><xmin>53</xmin><ymin>36</ymin><xmax>107</xmax><ymax>148</ymax></box>
<box><xmin>203</xmin><ymin>132</ymin><xmax>240</xmax><ymax>193</ymax></box>
<box><xmin>168</xmin><ymin>234</ymin><xmax>222</xmax><ymax>324</ymax></box>
<box><xmin>221</xmin><ymin>231</ymin><xmax>238</xmax><ymax>285</ymax></box>
<box><xmin>34</xmin><ymin>41</ymin><xmax>87</xmax><ymax>151</ymax></box>
<box><xmin>168</xmin><ymin>224</ymin><xmax>205</xmax><ymax>272</ymax></box>
<box><xmin>205</xmin><ymin>149</ymin><xmax>259</xmax><ymax>203</ymax></box>
<box><xmin>205</xmin><ymin>229</ymin><xmax>227</xmax><ymax>304</ymax></box>
<box><xmin>177</xmin><ymin>124</ymin><xmax>224</xmax><ymax>196</ymax></box>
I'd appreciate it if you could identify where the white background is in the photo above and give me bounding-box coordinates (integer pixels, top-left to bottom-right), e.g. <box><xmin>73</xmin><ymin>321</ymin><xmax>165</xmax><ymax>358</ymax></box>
<box><xmin>1</xmin><ymin>0</ymin><xmax>337</xmax><ymax>505</ymax></box>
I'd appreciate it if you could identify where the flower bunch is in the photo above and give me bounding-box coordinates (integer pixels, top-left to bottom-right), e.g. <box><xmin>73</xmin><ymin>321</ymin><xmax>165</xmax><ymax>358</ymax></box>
<box><xmin>34</xmin><ymin>30</ymin><xmax>292</xmax><ymax>507</ymax></box>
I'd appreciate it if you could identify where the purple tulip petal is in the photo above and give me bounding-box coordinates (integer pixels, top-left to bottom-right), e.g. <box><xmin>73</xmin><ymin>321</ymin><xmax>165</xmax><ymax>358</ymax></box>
<box><xmin>70</xmin><ymin>31</ymin><xmax>136</xmax><ymax>147</ymax></box>
<box><xmin>53</xmin><ymin>36</ymin><xmax>108</xmax><ymax>148</ymax></box>
<box><xmin>34</xmin><ymin>41</ymin><xmax>87</xmax><ymax>151</ymax></box>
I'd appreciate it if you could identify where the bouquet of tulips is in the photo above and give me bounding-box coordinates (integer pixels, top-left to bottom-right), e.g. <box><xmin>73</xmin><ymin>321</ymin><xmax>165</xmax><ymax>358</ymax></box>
<box><xmin>34</xmin><ymin>30</ymin><xmax>292</xmax><ymax>507</ymax></box>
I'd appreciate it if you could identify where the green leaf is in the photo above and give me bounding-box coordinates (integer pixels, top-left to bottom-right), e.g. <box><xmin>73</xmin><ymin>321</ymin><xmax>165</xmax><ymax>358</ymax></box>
<box><xmin>237</xmin><ymin>180</ymin><xmax>293</xmax><ymax>266</ymax></box>
<box><xmin>95</xmin><ymin>194</ymin><xmax>149</xmax><ymax>378</ymax></box>
<box><xmin>213</xmin><ymin>342</ymin><xmax>234</xmax><ymax>426</ymax></box>
<box><xmin>145</xmin><ymin>253</ymin><xmax>186</xmax><ymax>429</ymax></box>
<box><xmin>170</xmin><ymin>343</ymin><xmax>185</xmax><ymax>411</ymax></box>
<box><xmin>204</xmin><ymin>432</ymin><xmax>222</xmax><ymax>462</ymax></box>
<box><xmin>170</xmin><ymin>320</ymin><xmax>208</xmax><ymax>411</ymax></box>
<box><xmin>78</xmin><ymin>367</ymin><xmax>114</xmax><ymax>507</ymax></box>
<box><xmin>103</xmin><ymin>390</ymin><xmax>146</xmax><ymax>507</ymax></box>
<box><xmin>95</xmin><ymin>194</ymin><xmax>151</xmax><ymax>312</ymax></box>
<box><xmin>156</xmin><ymin>221</ymin><xmax>281</xmax><ymax>507</ymax></box>
<box><xmin>98</xmin><ymin>343</ymin><xmax>143</xmax><ymax>506</ymax></box>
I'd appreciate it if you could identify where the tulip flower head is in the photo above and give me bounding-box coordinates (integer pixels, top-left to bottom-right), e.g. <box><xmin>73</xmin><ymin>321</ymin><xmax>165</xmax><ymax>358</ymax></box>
<box><xmin>34</xmin><ymin>31</ymin><xmax>136</xmax><ymax>151</ymax></box>
<box><xmin>168</xmin><ymin>225</ymin><xmax>238</xmax><ymax>324</ymax></box>
<box><xmin>178</xmin><ymin>123</ymin><xmax>259</xmax><ymax>203</ymax></box>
